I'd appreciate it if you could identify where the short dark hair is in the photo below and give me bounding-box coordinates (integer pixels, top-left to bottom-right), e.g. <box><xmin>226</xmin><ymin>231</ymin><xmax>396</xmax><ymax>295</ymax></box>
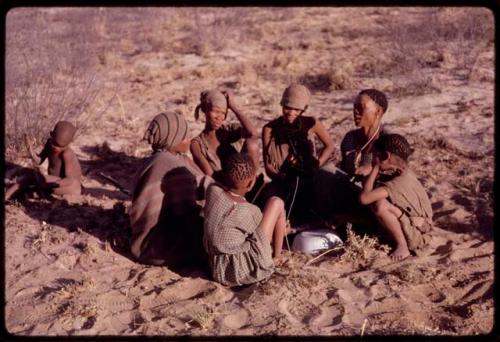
<box><xmin>223</xmin><ymin>153</ymin><xmax>256</xmax><ymax>187</ymax></box>
<box><xmin>374</xmin><ymin>134</ymin><xmax>412</xmax><ymax>161</ymax></box>
<box><xmin>359</xmin><ymin>89</ymin><xmax>388</xmax><ymax>114</ymax></box>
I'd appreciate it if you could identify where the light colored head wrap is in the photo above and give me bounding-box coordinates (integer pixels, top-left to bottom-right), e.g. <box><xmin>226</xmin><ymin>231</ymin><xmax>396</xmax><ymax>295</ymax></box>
<box><xmin>280</xmin><ymin>84</ymin><xmax>311</xmax><ymax>110</ymax></box>
<box><xmin>51</xmin><ymin>121</ymin><xmax>76</xmax><ymax>147</ymax></box>
<box><xmin>143</xmin><ymin>112</ymin><xmax>188</xmax><ymax>151</ymax></box>
<box><xmin>194</xmin><ymin>89</ymin><xmax>228</xmax><ymax>120</ymax></box>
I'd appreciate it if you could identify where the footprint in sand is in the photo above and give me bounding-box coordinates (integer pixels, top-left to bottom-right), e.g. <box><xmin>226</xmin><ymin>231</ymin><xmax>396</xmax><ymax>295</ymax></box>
<box><xmin>277</xmin><ymin>299</ymin><xmax>302</xmax><ymax>326</ymax></box>
<box><xmin>420</xmin><ymin>286</ymin><xmax>447</xmax><ymax>303</ymax></box>
<box><xmin>306</xmin><ymin>302</ymin><xmax>344</xmax><ymax>328</ymax></box>
<box><xmin>222</xmin><ymin>308</ymin><xmax>250</xmax><ymax>329</ymax></box>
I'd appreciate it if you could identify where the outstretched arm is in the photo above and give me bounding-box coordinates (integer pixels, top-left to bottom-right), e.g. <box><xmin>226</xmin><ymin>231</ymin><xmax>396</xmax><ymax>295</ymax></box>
<box><xmin>312</xmin><ymin>119</ymin><xmax>335</xmax><ymax>167</ymax></box>
<box><xmin>359</xmin><ymin>164</ymin><xmax>388</xmax><ymax>205</ymax></box>
<box><xmin>224</xmin><ymin>90</ymin><xmax>257</xmax><ymax>139</ymax></box>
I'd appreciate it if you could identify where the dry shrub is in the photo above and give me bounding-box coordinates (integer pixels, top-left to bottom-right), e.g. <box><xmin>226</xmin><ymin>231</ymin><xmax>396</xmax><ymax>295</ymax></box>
<box><xmin>176</xmin><ymin>8</ymin><xmax>251</xmax><ymax>56</ymax></box>
<box><xmin>367</xmin><ymin>8</ymin><xmax>493</xmax><ymax>96</ymax></box>
<box><xmin>341</xmin><ymin>225</ymin><xmax>390</xmax><ymax>268</ymax></box>
<box><xmin>5</xmin><ymin>8</ymin><xmax>115</xmax><ymax>159</ymax></box>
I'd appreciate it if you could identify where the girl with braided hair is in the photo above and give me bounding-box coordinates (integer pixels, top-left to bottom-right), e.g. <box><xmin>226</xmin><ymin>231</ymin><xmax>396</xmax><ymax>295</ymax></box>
<box><xmin>129</xmin><ymin>112</ymin><xmax>213</xmax><ymax>268</ymax></box>
<box><xmin>359</xmin><ymin>134</ymin><xmax>433</xmax><ymax>261</ymax></box>
<box><xmin>203</xmin><ymin>153</ymin><xmax>289</xmax><ymax>286</ymax></box>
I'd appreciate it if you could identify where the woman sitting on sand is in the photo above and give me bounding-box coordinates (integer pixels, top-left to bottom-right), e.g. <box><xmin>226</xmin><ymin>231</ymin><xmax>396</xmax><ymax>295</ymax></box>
<box><xmin>129</xmin><ymin>112</ymin><xmax>212</xmax><ymax>269</ymax></box>
<box><xmin>261</xmin><ymin>83</ymin><xmax>334</xmax><ymax>222</ymax></box>
<box><xmin>190</xmin><ymin>89</ymin><xmax>260</xmax><ymax>185</ymax></box>
<box><xmin>314</xmin><ymin>89</ymin><xmax>391</xmax><ymax>231</ymax></box>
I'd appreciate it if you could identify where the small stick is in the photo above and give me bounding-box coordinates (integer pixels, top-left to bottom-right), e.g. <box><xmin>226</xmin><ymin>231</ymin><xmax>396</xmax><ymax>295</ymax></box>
<box><xmin>303</xmin><ymin>246</ymin><xmax>344</xmax><ymax>267</ymax></box>
<box><xmin>98</xmin><ymin>172</ymin><xmax>131</xmax><ymax>195</ymax></box>
<box><xmin>361</xmin><ymin>318</ymin><xmax>368</xmax><ymax>337</ymax></box>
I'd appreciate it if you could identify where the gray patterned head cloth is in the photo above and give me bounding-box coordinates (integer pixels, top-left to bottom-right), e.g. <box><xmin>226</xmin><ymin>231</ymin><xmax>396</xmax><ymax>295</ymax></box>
<box><xmin>52</xmin><ymin>121</ymin><xmax>76</xmax><ymax>147</ymax></box>
<box><xmin>143</xmin><ymin>112</ymin><xmax>188</xmax><ymax>151</ymax></box>
<box><xmin>280</xmin><ymin>84</ymin><xmax>311</xmax><ymax>110</ymax></box>
<box><xmin>194</xmin><ymin>89</ymin><xmax>228</xmax><ymax>120</ymax></box>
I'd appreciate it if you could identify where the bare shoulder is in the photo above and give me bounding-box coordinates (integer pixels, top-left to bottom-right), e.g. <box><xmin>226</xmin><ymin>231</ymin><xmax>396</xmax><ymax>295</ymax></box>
<box><xmin>62</xmin><ymin>147</ymin><xmax>78</xmax><ymax>160</ymax></box>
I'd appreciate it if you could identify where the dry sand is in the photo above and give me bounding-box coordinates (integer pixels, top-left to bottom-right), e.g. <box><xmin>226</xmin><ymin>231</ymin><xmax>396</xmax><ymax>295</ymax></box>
<box><xmin>4</xmin><ymin>7</ymin><xmax>494</xmax><ymax>336</ymax></box>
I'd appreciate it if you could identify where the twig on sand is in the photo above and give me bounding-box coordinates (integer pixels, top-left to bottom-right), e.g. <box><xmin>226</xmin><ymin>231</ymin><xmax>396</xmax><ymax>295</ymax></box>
<box><xmin>361</xmin><ymin>318</ymin><xmax>368</xmax><ymax>337</ymax></box>
<box><xmin>98</xmin><ymin>172</ymin><xmax>131</xmax><ymax>196</ymax></box>
<box><xmin>303</xmin><ymin>246</ymin><xmax>344</xmax><ymax>268</ymax></box>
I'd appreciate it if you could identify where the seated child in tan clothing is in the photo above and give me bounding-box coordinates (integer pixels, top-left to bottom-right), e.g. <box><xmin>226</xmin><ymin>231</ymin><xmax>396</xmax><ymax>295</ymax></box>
<box><xmin>191</xmin><ymin>89</ymin><xmax>259</xmax><ymax>183</ymax></box>
<box><xmin>203</xmin><ymin>153</ymin><xmax>289</xmax><ymax>287</ymax></box>
<box><xmin>6</xmin><ymin>121</ymin><xmax>82</xmax><ymax>201</ymax></box>
<box><xmin>359</xmin><ymin>134</ymin><xmax>433</xmax><ymax>261</ymax></box>
<box><xmin>261</xmin><ymin>84</ymin><xmax>334</xmax><ymax>221</ymax></box>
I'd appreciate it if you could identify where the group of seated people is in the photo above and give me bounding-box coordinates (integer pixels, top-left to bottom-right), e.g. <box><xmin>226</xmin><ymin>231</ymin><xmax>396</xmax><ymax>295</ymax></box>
<box><xmin>6</xmin><ymin>84</ymin><xmax>433</xmax><ymax>287</ymax></box>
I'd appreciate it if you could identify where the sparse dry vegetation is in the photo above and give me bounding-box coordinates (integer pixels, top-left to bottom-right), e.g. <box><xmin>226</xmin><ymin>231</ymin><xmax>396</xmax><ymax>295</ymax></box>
<box><xmin>4</xmin><ymin>7</ymin><xmax>494</xmax><ymax>337</ymax></box>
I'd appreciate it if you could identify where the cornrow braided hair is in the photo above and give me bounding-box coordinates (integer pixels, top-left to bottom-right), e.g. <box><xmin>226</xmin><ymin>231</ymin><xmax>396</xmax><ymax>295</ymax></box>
<box><xmin>374</xmin><ymin>133</ymin><xmax>413</xmax><ymax>161</ymax></box>
<box><xmin>359</xmin><ymin>88</ymin><xmax>388</xmax><ymax>114</ymax></box>
<box><xmin>223</xmin><ymin>153</ymin><xmax>256</xmax><ymax>187</ymax></box>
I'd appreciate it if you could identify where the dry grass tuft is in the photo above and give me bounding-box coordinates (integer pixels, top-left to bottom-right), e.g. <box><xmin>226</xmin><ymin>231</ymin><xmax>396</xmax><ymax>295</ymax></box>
<box><xmin>187</xmin><ymin>306</ymin><xmax>213</xmax><ymax>330</ymax></box>
<box><xmin>341</xmin><ymin>225</ymin><xmax>390</xmax><ymax>268</ymax></box>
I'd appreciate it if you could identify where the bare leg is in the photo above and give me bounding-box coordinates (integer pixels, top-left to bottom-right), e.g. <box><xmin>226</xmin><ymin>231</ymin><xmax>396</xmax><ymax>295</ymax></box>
<box><xmin>371</xmin><ymin>199</ymin><xmax>410</xmax><ymax>261</ymax></box>
<box><xmin>258</xmin><ymin>196</ymin><xmax>287</xmax><ymax>259</ymax></box>
<box><xmin>5</xmin><ymin>182</ymin><xmax>22</xmax><ymax>201</ymax></box>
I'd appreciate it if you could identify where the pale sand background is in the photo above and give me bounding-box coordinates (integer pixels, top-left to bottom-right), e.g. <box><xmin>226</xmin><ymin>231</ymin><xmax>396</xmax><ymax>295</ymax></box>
<box><xmin>5</xmin><ymin>7</ymin><xmax>494</xmax><ymax>336</ymax></box>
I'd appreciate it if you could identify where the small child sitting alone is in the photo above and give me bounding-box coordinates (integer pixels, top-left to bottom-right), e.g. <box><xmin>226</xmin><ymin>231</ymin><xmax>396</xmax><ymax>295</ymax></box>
<box><xmin>6</xmin><ymin>121</ymin><xmax>82</xmax><ymax>201</ymax></box>
<box><xmin>359</xmin><ymin>134</ymin><xmax>433</xmax><ymax>260</ymax></box>
<box><xmin>203</xmin><ymin>153</ymin><xmax>289</xmax><ymax>287</ymax></box>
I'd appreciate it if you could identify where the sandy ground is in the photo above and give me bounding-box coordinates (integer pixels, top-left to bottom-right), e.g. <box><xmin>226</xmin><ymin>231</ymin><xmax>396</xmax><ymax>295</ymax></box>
<box><xmin>4</xmin><ymin>7</ymin><xmax>494</xmax><ymax>336</ymax></box>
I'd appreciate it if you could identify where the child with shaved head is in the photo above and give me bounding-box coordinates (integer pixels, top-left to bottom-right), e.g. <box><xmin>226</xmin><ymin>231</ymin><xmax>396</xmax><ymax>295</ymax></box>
<box><xmin>6</xmin><ymin>121</ymin><xmax>82</xmax><ymax>200</ymax></box>
<box><xmin>359</xmin><ymin>134</ymin><xmax>433</xmax><ymax>260</ymax></box>
<box><xmin>203</xmin><ymin>153</ymin><xmax>289</xmax><ymax>286</ymax></box>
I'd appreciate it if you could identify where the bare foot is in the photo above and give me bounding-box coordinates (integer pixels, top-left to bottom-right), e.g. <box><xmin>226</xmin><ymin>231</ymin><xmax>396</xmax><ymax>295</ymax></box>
<box><xmin>390</xmin><ymin>245</ymin><xmax>410</xmax><ymax>261</ymax></box>
<box><xmin>273</xmin><ymin>255</ymin><xmax>289</xmax><ymax>266</ymax></box>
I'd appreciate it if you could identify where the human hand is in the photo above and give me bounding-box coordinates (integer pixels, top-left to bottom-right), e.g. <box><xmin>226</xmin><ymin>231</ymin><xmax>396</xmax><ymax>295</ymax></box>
<box><xmin>222</xmin><ymin>90</ymin><xmax>239</xmax><ymax>112</ymax></box>
<box><xmin>354</xmin><ymin>164</ymin><xmax>373</xmax><ymax>177</ymax></box>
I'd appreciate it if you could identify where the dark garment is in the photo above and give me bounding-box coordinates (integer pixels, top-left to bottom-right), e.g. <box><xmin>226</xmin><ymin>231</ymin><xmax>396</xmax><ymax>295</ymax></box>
<box><xmin>340</xmin><ymin>127</ymin><xmax>391</xmax><ymax>176</ymax></box>
<box><xmin>129</xmin><ymin>151</ymin><xmax>212</xmax><ymax>268</ymax></box>
<box><xmin>313</xmin><ymin>162</ymin><xmax>379</xmax><ymax>239</ymax></box>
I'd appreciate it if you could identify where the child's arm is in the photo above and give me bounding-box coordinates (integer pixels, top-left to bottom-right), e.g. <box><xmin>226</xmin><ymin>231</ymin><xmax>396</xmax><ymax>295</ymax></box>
<box><xmin>312</xmin><ymin>119</ymin><xmax>335</xmax><ymax>167</ymax></box>
<box><xmin>359</xmin><ymin>164</ymin><xmax>389</xmax><ymax>205</ymax></box>
<box><xmin>224</xmin><ymin>90</ymin><xmax>257</xmax><ymax>139</ymax></box>
<box><xmin>262</xmin><ymin>125</ymin><xmax>286</xmax><ymax>182</ymax></box>
<box><xmin>190</xmin><ymin>140</ymin><xmax>214</xmax><ymax>176</ymax></box>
